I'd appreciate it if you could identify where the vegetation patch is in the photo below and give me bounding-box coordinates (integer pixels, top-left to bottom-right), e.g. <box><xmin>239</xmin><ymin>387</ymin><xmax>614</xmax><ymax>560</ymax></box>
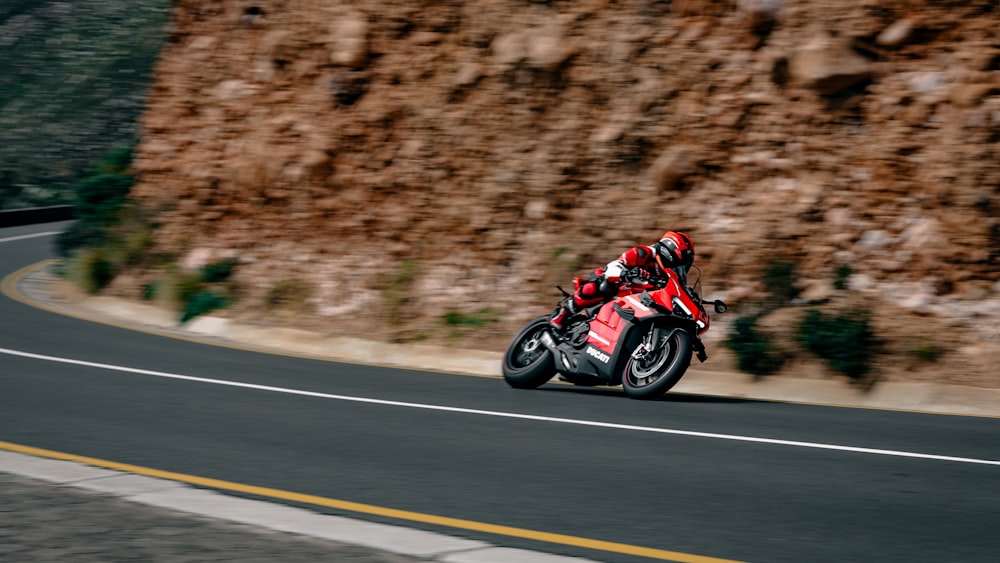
<box><xmin>267</xmin><ymin>278</ymin><xmax>313</xmax><ymax>310</ymax></box>
<box><xmin>0</xmin><ymin>1</ymin><xmax>169</xmax><ymax>209</ymax></box>
<box><xmin>180</xmin><ymin>290</ymin><xmax>230</xmax><ymax>324</ymax></box>
<box><xmin>443</xmin><ymin>308</ymin><xmax>500</xmax><ymax>328</ymax></box>
<box><xmin>763</xmin><ymin>259</ymin><xmax>799</xmax><ymax>308</ymax></box>
<box><xmin>66</xmin><ymin>247</ymin><xmax>115</xmax><ymax>294</ymax></box>
<box><xmin>56</xmin><ymin>145</ymin><xmax>137</xmax><ymax>259</ymax></box>
<box><xmin>833</xmin><ymin>263</ymin><xmax>852</xmax><ymax>291</ymax></box>
<box><xmin>201</xmin><ymin>258</ymin><xmax>239</xmax><ymax>283</ymax></box>
<box><xmin>146</xmin><ymin>259</ymin><xmax>240</xmax><ymax>323</ymax></box>
<box><xmin>912</xmin><ymin>343</ymin><xmax>946</xmax><ymax>364</ymax></box>
<box><xmin>380</xmin><ymin>260</ymin><xmax>418</xmax><ymax>326</ymax></box>
<box><xmin>797</xmin><ymin>308</ymin><xmax>878</xmax><ymax>381</ymax></box>
<box><xmin>725</xmin><ymin>314</ymin><xmax>783</xmax><ymax>377</ymax></box>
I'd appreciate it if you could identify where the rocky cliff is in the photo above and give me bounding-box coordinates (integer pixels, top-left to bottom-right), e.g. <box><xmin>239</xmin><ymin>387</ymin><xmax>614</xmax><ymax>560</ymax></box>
<box><xmin>122</xmin><ymin>0</ymin><xmax>999</xmax><ymax>386</ymax></box>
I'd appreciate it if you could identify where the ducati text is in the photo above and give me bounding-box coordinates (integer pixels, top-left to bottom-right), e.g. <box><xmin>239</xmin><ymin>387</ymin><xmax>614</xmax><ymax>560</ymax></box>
<box><xmin>586</xmin><ymin>346</ymin><xmax>611</xmax><ymax>364</ymax></box>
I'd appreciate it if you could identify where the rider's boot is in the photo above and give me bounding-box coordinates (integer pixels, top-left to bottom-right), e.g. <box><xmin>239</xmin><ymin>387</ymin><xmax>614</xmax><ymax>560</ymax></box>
<box><xmin>549</xmin><ymin>299</ymin><xmax>578</xmax><ymax>332</ymax></box>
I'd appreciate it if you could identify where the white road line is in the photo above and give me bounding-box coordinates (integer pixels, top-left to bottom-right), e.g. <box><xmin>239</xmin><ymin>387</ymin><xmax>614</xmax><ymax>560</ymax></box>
<box><xmin>2</xmin><ymin>346</ymin><xmax>998</xmax><ymax>467</ymax></box>
<box><xmin>0</xmin><ymin>232</ymin><xmax>60</xmax><ymax>244</ymax></box>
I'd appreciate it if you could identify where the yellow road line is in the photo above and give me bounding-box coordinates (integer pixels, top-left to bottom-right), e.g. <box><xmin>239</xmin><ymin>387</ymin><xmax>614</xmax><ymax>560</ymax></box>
<box><xmin>0</xmin><ymin>440</ymin><xmax>744</xmax><ymax>563</ymax></box>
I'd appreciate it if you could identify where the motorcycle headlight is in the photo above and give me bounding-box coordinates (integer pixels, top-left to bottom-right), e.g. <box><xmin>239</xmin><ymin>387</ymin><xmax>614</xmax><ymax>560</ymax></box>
<box><xmin>672</xmin><ymin>297</ymin><xmax>693</xmax><ymax>318</ymax></box>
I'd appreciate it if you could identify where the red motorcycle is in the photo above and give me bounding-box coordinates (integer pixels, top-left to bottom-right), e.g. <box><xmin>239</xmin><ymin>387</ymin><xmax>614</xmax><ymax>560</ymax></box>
<box><xmin>502</xmin><ymin>267</ymin><xmax>727</xmax><ymax>400</ymax></box>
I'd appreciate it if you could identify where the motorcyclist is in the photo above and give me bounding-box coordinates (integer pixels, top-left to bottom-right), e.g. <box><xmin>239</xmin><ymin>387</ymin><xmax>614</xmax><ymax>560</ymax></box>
<box><xmin>549</xmin><ymin>231</ymin><xmax>695</xmax><ymax>331</ymax></box>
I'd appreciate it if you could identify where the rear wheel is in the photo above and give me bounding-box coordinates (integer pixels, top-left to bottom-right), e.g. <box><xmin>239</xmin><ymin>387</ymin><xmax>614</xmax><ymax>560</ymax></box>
<box><xmin>502</xmin><ymin>316</ymin><xmax>557</xmax><ymax>389</ymax></box>
<box><xmin>622</xmin><ymin>327</ymin><xmax>693</xmax><ymax>400</ymax></box>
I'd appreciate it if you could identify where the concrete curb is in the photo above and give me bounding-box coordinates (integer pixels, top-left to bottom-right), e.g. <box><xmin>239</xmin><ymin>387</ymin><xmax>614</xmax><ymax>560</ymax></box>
<box><xmin>0</xmin><ymin>450</ymin><xmax>597</xmax><ymax>563</ymax></box>
<box><xmin>12</xmin><ymin>261</ymin><xmax>1000</xmax><ymax>419</ymax></box>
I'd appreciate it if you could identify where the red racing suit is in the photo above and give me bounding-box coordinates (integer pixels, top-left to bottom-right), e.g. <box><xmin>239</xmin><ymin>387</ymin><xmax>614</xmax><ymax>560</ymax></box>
<box><xmin>570</xmin><ymin>245</ymin><xmax>663</xmax><ymax>310</ymax></box>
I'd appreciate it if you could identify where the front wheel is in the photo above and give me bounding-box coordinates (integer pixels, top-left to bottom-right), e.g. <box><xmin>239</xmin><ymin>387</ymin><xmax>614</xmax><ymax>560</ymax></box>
<box><xmin>622</xmin><ymin>327</ymin><xmax>693</xmax><ymax>400</ymax></box>
<box><xmin>502</xmin><ymin>316</ymin><xmax>557</xmax><ymax>389</ymax></box>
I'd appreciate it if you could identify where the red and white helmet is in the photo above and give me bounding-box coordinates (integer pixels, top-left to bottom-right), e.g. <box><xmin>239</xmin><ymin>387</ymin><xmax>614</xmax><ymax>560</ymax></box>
<box><xmin>655</xmin><ymin>231</ymin><xmax>694</xmax><ymax>271</ymax></box>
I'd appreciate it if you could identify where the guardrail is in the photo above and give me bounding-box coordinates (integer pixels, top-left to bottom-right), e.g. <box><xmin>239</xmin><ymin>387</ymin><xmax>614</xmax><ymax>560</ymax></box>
<box><xmin>0</xmin><ymin>206</ymin><xmax>75</xmax><ymax>228</ymax></box>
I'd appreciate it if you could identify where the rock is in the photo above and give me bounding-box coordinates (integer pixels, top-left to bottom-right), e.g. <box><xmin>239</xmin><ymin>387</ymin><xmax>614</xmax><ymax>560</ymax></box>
<box><xmin>452</xmin><ymin>62</ymin><xmax>482</xmax><ymax>87</ymax></box>
<box><xmin>523</xmin><ymin>199</ymin><xmax>548</xmax><ymax>220</ymax></box>
<box><xmin>848</xmin><ymin>274</ymin><xmax>877</xmax><ymax>292</ymax></box>
<box><xmin>187</xmin><ymin>36</ymin><xmax>217</xmax><ymax>50</ymax></box>
<box><xmin>738</xmin><ymin>0</ymin><xmax>782</xmax><ymax>30</ymax></box>
<box><xmin>876</xmin><ymin>19</ymin><xmax>916</xmax><ymax>48</ymax></box>
<box><xmin>209</xmin><ymin>80</ymin><xmax>257</xmax><ymax>101</ymax></box>
<box><xmin>856</xmin><ymin>229</ymin><xmax>893</xmax><ymax>250</ymax></box>
<box><xmin>898</xmin><ymin>290</ymin><xmax>935</xmax><ymax>314</ymax></box>
<box><xmin>648</xmin><ymin>147</ymin><xmax>697</xmax><ymax>191</ymax></box>
<box><xmin>798</xmin><ymin>279</ymin><xmax>834</xmax><ymax>304</ymax></box>
<box><xmin>900</xmin><ymin>218</ymin><xmax>944</xmax><ymax>250</ymax></box>
<box><xmin>789</xmin><ymin>34</ymin><xmax>873</xmax><ymax>95</ymax></box>
<box><xmin>491</xmin><ymin>31</ymin><xmax>525</xmax><ymax>67</ymax></box>
<box><xmin>526</xmin><ymin>23</ymin><xmax>576</xmax><ymax>70</ymax></box>
<box><xmin>906</xmin><ymin>72</ymin><xmax>948</xmax><ymax>94</ymax></box>
<box><xmin>329</xmin><ymin>12</ymin><xmax>368</xmax><ymax>68</ymax></box>
<box><xmin>951</xmin><ymin>83</ymin><xmax>997</xmax><ymax>107</ymax></box>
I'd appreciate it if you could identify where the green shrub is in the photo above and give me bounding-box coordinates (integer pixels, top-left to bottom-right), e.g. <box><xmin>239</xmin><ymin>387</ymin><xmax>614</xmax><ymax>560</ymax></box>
<box><xmin>175</xmin><ymin>272</ymin><xmax>206</xmax><ymax>306</ymax></box>
<box><xmin>74</xmin><ymin>173</ymin><xmax>133</xmax><ymax>225</ymax></box>
<box><xmin>797</xmin><ymin>308</ymin><xmax>877</xmax><ymax>380</ymax></box>
<box><xmin>180</xmin><ymin>290</ymin><xmax>229</xmax><ymax>323</ymax></box>
<box><xmin>763</xmin><ymin>259</ymin><xmax>799</xmax><ymax>307</ymax></box>
<box><xmin>69</xmin><ymin>247</ymin><xmax>115</xmax><ymax>294</ymax></box>
<box><xmin>442</xmin><ymin>308</ymin><xmax>499</xmax><ymax>328</ymax></box>
<box><xmin>267</xmin><ymin>279</ymin><xmax>313</xmax><ymax>309</ymax></box>
<box><xmin>913</xmin><ymin>343</ymin><xmax>945</xmax><ymax>363</ymax></box>
<box><xmin>726</xmin><ymin>314</ymin><xmax>782</xmax><ymax>377</ymax></box>
<box><xmin>833</xmin><ymin>263</ymin><xmax>852</xmax><ymax>291</ymax></box>
<box><xmin>56</xmin><ymin>145</ymin><xmax>137</xmax><ymax>258</ymax></box>
<box><xmin>56</xmin><ymin>222</ymin><xmax>105</xmax><ymax>258</ymax></box>
<box><xmin>142</xmin><ymin>281</ymin><xmax>158</xmax><ymax>301</ymax></box>
<box><xmin>382</xmin><ymin>260</ymin><xmax>418</xmax><ymax>326</ymax></box>
<box><xmin>155</xmin><ymin>261</ymin><xmax>240</xmax><ymax>323</ymax></box>
<box><xmin>201</xmin><ymin>258</ymin><xmax>238</xmax><ymax>283</ymax></box>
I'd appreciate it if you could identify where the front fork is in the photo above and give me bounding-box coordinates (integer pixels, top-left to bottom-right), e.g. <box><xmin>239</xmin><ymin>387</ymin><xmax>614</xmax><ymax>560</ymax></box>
<box><xmin>631</xmin><ymin>325</ymin><xmax>708</xmax><ymax>363</ymax></box>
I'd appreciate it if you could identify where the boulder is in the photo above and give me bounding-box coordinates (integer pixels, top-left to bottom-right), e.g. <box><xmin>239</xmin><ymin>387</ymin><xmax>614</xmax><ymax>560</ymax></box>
<box><xmin>329</xmin><ymin>12</ymin><xmax>368</xmax><ymax>68</ymax></box>
<box><xmin>738</xmin><ymin>0</ymin><xmax>782</xmax><ymax>30</ymax></box>
<box><xmin>648</xmin><ymin>147</ymin><xmax>697</xmax><ymax>191</ymax></box>
<box><xmin>789</xmin><ymin>34</ymin><xmax>873</xmax><ymax>95</ymax></box>
<box><xmin>876</xmin><ymin>19</ymin><xmax>916</xmax><ymax>48</ymax></box>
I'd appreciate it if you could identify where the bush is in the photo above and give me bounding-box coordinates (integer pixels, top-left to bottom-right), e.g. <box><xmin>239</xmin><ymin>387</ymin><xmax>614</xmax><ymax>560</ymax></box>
<box><xmin>267</xmin><ymin>279</ymin><xmax>313</xmax><ymax>309</ymax></box>
<box><xmin>442</xmin><ymin>308</ymin><xmax>499</xmax><ymax>328</ymax></box>
<box><xmin>913</xmin><ymin>343</ymin><xmax>945</xmax><ymax>363</ymax></box>
<box><xmin>57</xmin><ymin>145</ymin><xmax>137</xmax><ymax>258</ymax></box>
<box><xmin>763</xmin><ymin>259</ymin><xmax>799</xmax><ymax>307</ymax></box>
<box><xmin>69</xmin><ymin>247</ymin><xmax>115</xmax><ymax>294</ymax></box>
<box><xmin>833</xmin><ymin>263</ymin><xmax>852</xmax><ymax>291</ymax></box>
<box><xmin>382</xmin><ymin>260</ymin><xmax>418</xmax><ymax>326</ymax></box>
<box><xmin>180</xmin><ymin>291</ymin><xmax>229</xmax><ymax>324</ymax></box>
<box><xmin>726</xmin><ymin>314</ymin><xmax>782</xmax><ymax>377</ymax></box>
<box><xmin>201</xmin><ymin>258</ymin><xmax>238</xmax><ymax>283</ymax></box>
<box><xmin>797</xmin><ymin>308</ymin><xmax>877</xmax><ymax>380</ymax></box>
<box><xmin>74</xmin><ymin>173</ymin><xmax>133</xmax><ymax>226</ymax></box>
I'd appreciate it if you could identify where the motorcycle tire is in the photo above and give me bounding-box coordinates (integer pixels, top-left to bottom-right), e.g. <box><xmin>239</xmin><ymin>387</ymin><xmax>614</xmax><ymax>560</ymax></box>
<box><xmin>502</xmin><ymin>316</ymin><xmax>557</xmax><ymax>389</ymax></box>
<box><xmin>621</xmin><ymin>328</ymin><xmax>693</xmax><ymax>400</ymax></box>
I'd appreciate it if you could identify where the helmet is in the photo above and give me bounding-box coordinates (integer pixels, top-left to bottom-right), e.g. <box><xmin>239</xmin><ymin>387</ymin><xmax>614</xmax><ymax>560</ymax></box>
<box><xmin>655</xmin><ymin>231</ymin><xmax>694</xmax><ymax>271</ymax></box>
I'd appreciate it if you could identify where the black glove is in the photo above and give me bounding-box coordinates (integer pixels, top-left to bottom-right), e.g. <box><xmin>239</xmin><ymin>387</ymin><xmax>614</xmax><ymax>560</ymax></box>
<box><xmin>629</xmin><ymin>269</ymin><xmax>651</xmax><ymax>283</ymax></box>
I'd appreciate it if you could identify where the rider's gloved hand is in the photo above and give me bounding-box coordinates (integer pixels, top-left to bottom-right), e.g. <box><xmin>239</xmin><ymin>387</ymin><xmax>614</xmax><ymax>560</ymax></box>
<box><xmin>631</xmin><ymin>269</ymin><xmax>651</xmax><ymax>283</ymax></box>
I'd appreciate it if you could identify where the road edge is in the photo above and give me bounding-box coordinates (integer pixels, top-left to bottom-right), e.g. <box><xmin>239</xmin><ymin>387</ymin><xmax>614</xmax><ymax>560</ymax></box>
<box><xmin>7</xmin><ymin>259</ymin><xmax>1000</xmax><ymax>419</ymax></box>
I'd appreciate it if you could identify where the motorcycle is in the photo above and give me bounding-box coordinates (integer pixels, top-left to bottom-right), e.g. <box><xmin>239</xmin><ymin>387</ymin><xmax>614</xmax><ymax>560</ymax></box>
<box><xmin>502</xmin><ymin>266</ymin><xmax>727</xmax><ymax>400</ymax></box>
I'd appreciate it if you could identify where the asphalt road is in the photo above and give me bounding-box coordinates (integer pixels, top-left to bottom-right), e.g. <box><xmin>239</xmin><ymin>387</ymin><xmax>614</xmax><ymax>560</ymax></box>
<box><xmin>2</xmin><ymin>222</ymin><xmax>999</xmax><ymax>563</ymax></box>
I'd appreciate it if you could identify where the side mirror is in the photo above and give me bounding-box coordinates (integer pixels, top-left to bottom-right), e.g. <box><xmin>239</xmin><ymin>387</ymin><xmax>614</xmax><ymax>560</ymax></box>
<box><xmin>714</xmin><ymin>300</ymin><xmax>728</xmax><ymax>314</ymax></box>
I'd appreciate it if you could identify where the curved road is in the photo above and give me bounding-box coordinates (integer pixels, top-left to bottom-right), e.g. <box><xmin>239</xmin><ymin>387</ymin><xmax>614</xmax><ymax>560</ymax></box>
<box><xmin>2</xmin><ymin>222</ymin><xmax>999</xmax><ymax>563</ymax></box>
